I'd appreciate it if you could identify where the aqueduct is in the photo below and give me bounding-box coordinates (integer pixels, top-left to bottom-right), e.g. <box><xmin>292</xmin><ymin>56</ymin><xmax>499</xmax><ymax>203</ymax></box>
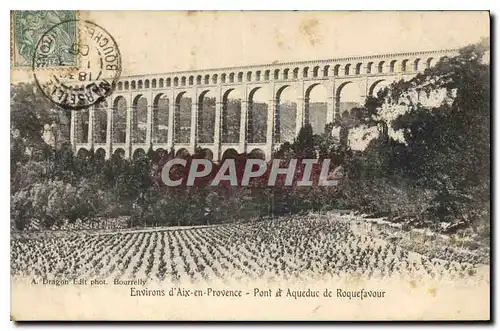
<box><xmin>70</xmin><ymin>48</ymin><xmax>457</xmax><ymax>161</ymax></box>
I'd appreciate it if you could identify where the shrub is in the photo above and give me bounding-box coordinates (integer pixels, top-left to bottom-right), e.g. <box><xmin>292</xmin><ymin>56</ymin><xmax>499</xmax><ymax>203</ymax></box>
<box><xmin>10</xmin><ymin>179</ymin><xmax>107</xmax><ymax>230</ymax></box>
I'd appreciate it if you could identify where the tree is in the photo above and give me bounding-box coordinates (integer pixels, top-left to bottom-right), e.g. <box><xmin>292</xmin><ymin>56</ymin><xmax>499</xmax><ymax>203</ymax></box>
<box><xmin>394</xmin><ymin>39</ymin><xmax>489</xmax><ymax>189</ymax></box>
<box><xmin>11</xmin><ymin>83</ymin><xmax>65</xmax><ymax>154</ymax></box>
<box><xmin>275</xmin><ymin>124</ymin><xmax>317</xmax><ymax>159</ymax></box>
<box><xmin>353</xmin><ymin>38</ymin><xmax>490</xmax><ymax>225</ymax></box>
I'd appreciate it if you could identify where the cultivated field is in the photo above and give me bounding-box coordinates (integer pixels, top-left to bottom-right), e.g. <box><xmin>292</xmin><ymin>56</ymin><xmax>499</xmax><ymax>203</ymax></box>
<box><xmin>11</xmin><ymin>214</ymin><xmax>488</xmax><ymax>283</ymax></box>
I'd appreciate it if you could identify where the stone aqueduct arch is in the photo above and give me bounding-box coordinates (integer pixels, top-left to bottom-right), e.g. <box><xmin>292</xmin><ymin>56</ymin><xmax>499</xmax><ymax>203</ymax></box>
<box><xmin>71</xmin><ymin>49</ymin><xmax>457</xmax><ymax>161</ymax></box>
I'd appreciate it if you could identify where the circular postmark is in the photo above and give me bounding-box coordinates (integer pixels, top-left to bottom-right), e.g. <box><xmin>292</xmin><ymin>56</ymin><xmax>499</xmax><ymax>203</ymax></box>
<box><xmin>32</xmin><ymin>19</ymin><xmax>121</xmax><ymax>110</ymax></box>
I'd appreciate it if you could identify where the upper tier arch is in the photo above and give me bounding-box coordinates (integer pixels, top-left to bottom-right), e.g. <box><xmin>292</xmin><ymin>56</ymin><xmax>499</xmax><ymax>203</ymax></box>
<box><xmin>103</xmin><ymin>49</ymin><xmax>458</xmax><ymax>91</ymax></box>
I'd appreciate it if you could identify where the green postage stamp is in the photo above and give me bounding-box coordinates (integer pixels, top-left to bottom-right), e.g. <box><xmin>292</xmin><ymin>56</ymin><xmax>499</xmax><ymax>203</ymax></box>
<box><xmin>11</xmin><ymin>10</ymin><xmax>78</xmax><ymax>68</ymax></box>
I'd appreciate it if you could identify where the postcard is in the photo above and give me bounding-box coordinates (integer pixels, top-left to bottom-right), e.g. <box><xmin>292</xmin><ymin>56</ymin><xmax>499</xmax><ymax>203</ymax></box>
<box><xmin>10</xmin><ymin>10</ymin><xmax>490</xmax><ymax>321</ymax></box>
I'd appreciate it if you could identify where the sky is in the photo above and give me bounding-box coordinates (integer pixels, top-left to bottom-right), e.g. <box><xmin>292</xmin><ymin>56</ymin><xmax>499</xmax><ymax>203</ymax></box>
<box><xmin>87</xmin><ymin>11</ymin><xmax>489</xmax><ymax>75</ymax></box>
<box><xmin>11</xmin><ymin>11</ymin><xmax>489</xmax><ymax>83</ymax></box>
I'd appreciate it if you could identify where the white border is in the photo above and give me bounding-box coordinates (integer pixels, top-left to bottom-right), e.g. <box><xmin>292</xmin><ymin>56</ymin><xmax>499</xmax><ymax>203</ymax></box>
<box><xmin>5</xmin><ymin>1</ymin><xmax>498</xmax><ymax>10</ymax></box>
<box><xmin>3</xmin><ymin>1</ymin><xmax>497</xmax><ymax>329</ymax></box>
